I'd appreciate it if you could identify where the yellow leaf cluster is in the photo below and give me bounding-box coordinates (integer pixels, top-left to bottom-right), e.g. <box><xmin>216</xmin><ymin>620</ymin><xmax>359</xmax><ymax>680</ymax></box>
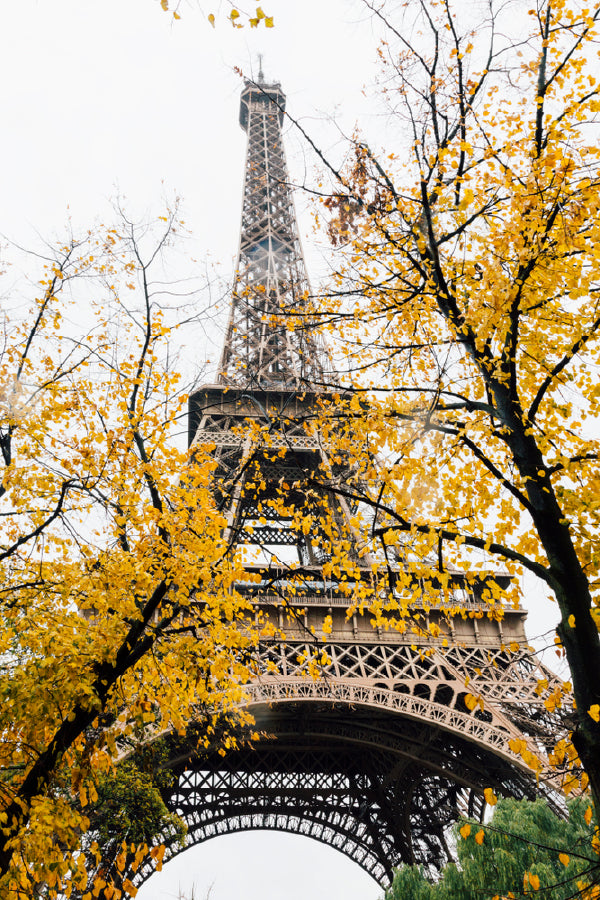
<box><xmin>484</xmin><ymin>787</ymin><xmax>498</xmax><ymax>806</ymax></box>
<box><xmin>206</xmin><ymin>6</ymin><xmax>273</xmax><ymax>28</ymax></box>
<box><xmin>0</xmin><ymin>209</ymin><xmax>259</xmax><ymax>897</ymax></box>
<box><xmin>314</xmin><ymin>0</ymin><xmax>600</xmax><ymax>809</ymax></box>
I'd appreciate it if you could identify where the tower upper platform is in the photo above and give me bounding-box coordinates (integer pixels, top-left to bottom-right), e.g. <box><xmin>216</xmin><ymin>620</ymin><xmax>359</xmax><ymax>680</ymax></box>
<box><xmin>239</xmin><ymin>76</ymin><xmax>286</xmax><ymax>130</ymax></box>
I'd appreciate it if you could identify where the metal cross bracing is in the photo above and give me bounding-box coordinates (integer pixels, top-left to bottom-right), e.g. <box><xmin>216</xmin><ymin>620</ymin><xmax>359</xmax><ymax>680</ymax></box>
<box><xmin>138</xmin><ymin>72</ymin><xmax>568</xmax><ymax>890</ymax></box>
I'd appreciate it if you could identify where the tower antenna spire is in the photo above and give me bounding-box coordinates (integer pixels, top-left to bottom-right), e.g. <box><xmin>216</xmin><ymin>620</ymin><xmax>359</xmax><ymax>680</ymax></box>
<box><xmin>257</xmin><ymin>53</ymin><xmax>264</xmax><ymax>82</ymax></box>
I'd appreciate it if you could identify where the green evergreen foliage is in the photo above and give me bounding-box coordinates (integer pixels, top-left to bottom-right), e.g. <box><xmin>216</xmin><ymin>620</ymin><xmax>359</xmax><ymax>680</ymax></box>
<box><xmin>384</xmin><ymin>797</ymin><xmax>599</xmax><ymax>900</ymax></box>
<box><xmin>92</xmin><ymin>758</ymin><xmax>186</xmax><ymax>849</ymax></box>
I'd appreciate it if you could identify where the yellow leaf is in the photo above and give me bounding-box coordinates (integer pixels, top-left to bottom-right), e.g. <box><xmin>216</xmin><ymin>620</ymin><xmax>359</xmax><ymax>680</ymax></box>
<box><xmin>475</xmin><ymin>829</ymin><xmax>485</xmax><ymax>845</ymax></box>
<box><xmin>581</xmin><ymin>772</ymin><xmax>589</xmax><ymax>791</ymax></box>
<box><xmin>585</xmin><ymin>806</ymin><xmax>593</xmax><ymax>825</ymax></box>
<box><xmin>568</xmin><ymin>614</ymin><xmax>576</xmax><ymax>628</ymax></box>
<box><xmin>160</xmin><ymin>0</ymin><xmax>168</xmax><ymax>9</ymax></box>
<box><xmin>589</xmin><ymin>704</ymin><xmax>600</xmax><ymax>722</ymax></box>
<box><xmin>265</xmin><ymin>15</ymin><xmax>274</xmax><ymax>26</ymax></box>
<box><xmin>559</xmin><ymin>853</ymin><xmax>570</xmax><ymax>866</ymax></box>
<box><xmin>173</xmin><ymin>10</ymin><xmax>180</xmax><ymax>19</ymax></box>
<box><xmin>150</xmin><ymin>845</ymin><xmax>166</xmax><ymax>863</ymax></box>
<box><xmin>460</xmin><ymin>823</ymin><xmax>471</xmax><ymax>839</ymax></box>
<box><xmin>484</xmin><ymin>787</ymin><xmax>498</xmax><ymax>806</ymax></box>
<box><xmin>529</xmin><ymin>873</ymin><xmax>540</xmax><ymax>890</ymax></box>
<box><xmin>255</xmin><ymin>5</ymin><xmax>266</xmax><ymax>17</ymax></box>
<box><xmin>465</xmin><ymin>692</ymin><xmax>478</xmax><ymax>711</ymax></box>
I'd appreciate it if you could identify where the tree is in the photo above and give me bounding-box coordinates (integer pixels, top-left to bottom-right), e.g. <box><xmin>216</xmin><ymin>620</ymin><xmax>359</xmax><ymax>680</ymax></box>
<box><xmin>303</xmin><ymin>0</ymin><xmax>600</xmax><ymax>810</ymax></box>
<box><xmin>385</xmin><ymin>797</ymin><xmax>599</xmax><ymax>900</ymax></box>
<box><xmin>0</xmin><ymin>208</ymin><xmax>257</xmax><ymax>899</ymax></box>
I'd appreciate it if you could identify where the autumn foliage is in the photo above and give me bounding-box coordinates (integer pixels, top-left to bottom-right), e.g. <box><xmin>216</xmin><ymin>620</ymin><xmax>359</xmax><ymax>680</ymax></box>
<box><xmin>310</xmin><ymin>0</ymin><xmax>600</xmax><ymax>814</ymax></box>
<box><xmin>0</xmin><ymin>211</ymin><xmax>256</xmax><ymax>898</ymax></box>
<box><xmin>156</xmin><ymin>0</ymin><xmax>274</xmax><ymax>28</ymax></box>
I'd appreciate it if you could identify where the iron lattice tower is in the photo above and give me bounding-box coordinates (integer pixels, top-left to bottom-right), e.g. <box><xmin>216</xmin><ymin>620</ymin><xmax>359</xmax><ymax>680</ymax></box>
<box><xmin>217</xmin><ymin>72</ymin><xmax>326</xmax><ymax>389</ymax></box>
<box><xmin>145</xmin><ymin>73</ymin><xmax>564</xmax><ymax>888</ymax></box>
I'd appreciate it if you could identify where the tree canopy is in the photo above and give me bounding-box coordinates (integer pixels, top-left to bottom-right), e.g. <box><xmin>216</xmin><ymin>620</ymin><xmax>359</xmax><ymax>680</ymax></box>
<box><xmin>302</xmin><ymin>0</ymin><xmax>600</xmax><ymax>811</ymax></box>
<box><xmin>0</xmin><ymin>210</ymin><xmax>258</xmax><ymax>898</ymax></box>
<box><xmin>385</xmin><ymin>797</ymin><xmax>599</xmax><ymax>900</ymax></box>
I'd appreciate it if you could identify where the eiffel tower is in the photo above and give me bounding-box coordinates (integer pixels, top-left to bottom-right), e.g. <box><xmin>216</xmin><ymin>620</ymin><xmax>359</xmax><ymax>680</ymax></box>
<box><xmin>144</xmin><ymin>69</ymin><xmax>563</xmax><ymax>889</ymax></box>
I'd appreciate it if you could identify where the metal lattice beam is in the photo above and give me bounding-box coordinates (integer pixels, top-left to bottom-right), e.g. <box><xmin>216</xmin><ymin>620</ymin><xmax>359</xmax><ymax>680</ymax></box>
<box><xmin>138</xmin><ymin>705</ymin><xmax>545</xmax><ymax>887</ymax></box>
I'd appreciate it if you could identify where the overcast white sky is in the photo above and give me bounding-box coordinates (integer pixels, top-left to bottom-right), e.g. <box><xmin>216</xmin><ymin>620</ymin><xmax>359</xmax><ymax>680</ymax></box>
<box><xmin>1</xmin><ymin>3</ymin><xmax>561</xmax><ymax>898</ymax></box>
<box><xmin>1</xmin><ymin>1</ymin><xmax>380</xmax><ymax>260</ymax></box>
